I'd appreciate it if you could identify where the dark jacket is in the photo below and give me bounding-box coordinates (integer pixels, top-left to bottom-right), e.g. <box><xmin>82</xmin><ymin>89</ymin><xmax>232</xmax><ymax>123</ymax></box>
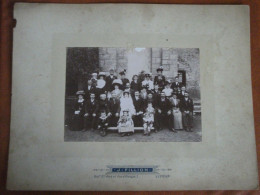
<box><xmin>108</xmin><ymin>98</ymin><xmax>120</xmax><ymax>115</ymax></box>
<box><xmin>151</xmin><ymin>89</ymin><xmax>161</xmax><ymax>107</ymax></box>
<box><xmin>171</xmin><ymin>82</ymin><xmax>181</xmax><ymax>91</ymax></box>
<box><xmin>74</xmin><ymin>100</ymin><xmax>85</xmax><ymax>116</ymax></box>
<box><xmin>121</xmin><ymin>78</ymin><xmax>130</xmax><ymax>90</ymax></box>
<box><xmin>133</xmin><ymin>97</ymin><xmax>144</xmax><ymax>113</ymax></box>
<box><xmin>156</xmin><ymin>98</ymin><xmax>172</xmax><ymax>113</ymax></box>
<box><xmin>95</xmin><ymin>100</ymin><xmax>109</xmax><ymax>115</ymax></box>
<box><xmin>85</xmin><ymin>99</ymin><xmax>98</xmax><ymax>114</ymax></box>
<box><xmin>180</xmin><ymin>98</ymin><xmax>193</xmax><ymax>113</ymax></box>
<box><xmin>84</xmin><ymin>85</ymin><xmax>96</xmax><ymax>100</ymax></box>
<box><xmin>154</xmin><ymin>75</ymin><xmax>166</xmax><ymax>89</ymax></box>
<box><xmin>105</xmin><ymin>75</ymin><xmax>117</xmax><ymax>92</ymax></box>
<box><xmin>130</xmin><ymin>80</ymin><xmax>141</xmax><ymax>92</ymax></box>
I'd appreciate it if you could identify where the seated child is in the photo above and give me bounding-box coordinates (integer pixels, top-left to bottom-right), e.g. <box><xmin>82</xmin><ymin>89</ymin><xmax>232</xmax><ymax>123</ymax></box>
<box><xmin>117</xmin><ymin>109</ymin><xmax>134</xmax><ymax>137</ymax></box>
<box><xmin>97</xmin><ymin>110</ymin><xmax>109</xmax><ymax>136</ymax></box>
<box><xmin>143</xmin><ymin>101</ymin><xmax>155</xmax><ymax>136</ymax></box>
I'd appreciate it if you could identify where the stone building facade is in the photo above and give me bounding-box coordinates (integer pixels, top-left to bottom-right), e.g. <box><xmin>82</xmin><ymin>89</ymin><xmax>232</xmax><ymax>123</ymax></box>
<box><xmin>98</xmin><ymin>47</ymin><xmax>200</xmax><ymax>99</ymax></box>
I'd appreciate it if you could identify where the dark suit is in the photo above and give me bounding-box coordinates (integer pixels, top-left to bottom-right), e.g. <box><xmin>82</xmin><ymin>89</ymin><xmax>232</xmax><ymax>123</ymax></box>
<box><xmin>151</xmin><ymin>89</ymin><xmax>161</xmax><ymax>108</ymax></box>
<box><xmin>155</xmin><ymin>98</ymin><xmax>174</xmax><ymax>130</ymax></box>
<box><xmin>180</xmin><ymin>97</ymin><xmax>193</xmax><ymax>129</ymax></box>
<box><xmin>105</xmin><ymin>75</ymin><xmax>117</xmax><ymax>92</ymax></box>
<box><xmin>84</xmin><ymin>85</ymin><xmax>96</xmax><ymax>100</ymax></box>
<box><xmin>108</xmin><ymin>98</ymin><xmax>120</xmax><ymax>126</ymax></box>
<box><xmin>171</xmin><ymin>82</ymin><xmax>181</xmax><ymax>91</ymax></box>
<box><xmin>133</xmin><ymin>97</ymin><xmax>144</xmax><ymax>127</ymax></box>
<box><xmin>84</xmin><ymin>99</ymin><xmax>98</xmax><ymax>130</ymax></box>
<box><xmin>130</xmin><ymin>81</ymin><xmax>141</xmax><ymax>92</ymax></box>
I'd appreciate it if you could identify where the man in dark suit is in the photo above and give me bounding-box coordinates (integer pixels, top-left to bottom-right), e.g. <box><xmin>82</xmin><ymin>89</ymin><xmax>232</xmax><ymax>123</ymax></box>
<box><xmin>107</xmin><ymin>92</ymin><xmax>120</xmax><ymax>126</ymax></box>
<box><xmin>105</xmin><ymin>69</ymin><xmax>117</xmax><ymax>92</ymax></box>
<box><xmin>179</xmin><ymin>85</ymin><xmax>186</xmax><ymax>101</ymax></box>
<box><xmin>84</xmin><ymin>93</ymin><xmax>98</xmax><ymax>131</ymax></box>
<box><xmin>151</xmin><ymin>83</ymin><xmax>161</xmax><ymax>108</ymax></box>
<box><xmin>180</xmin><ymin>91</ymin><xmax>194</xmax><ymax>132</ymax></box>
<box><xmin>171</xmin><ymin>77</ymin><xmax>181</xmax><ymax>92</ymax></box>
<box><xmin>154</xmin><ymin>92</ymin><xmax>176</xmax><ymax>132</ymax></box>
<box><xmin>154</xmin><ymin>66</ymin><xmax>166</xmax><ymax>91</ymax></box>
<box><xmin>132</xmin><ymin>91</ymin><xmax>144</xmax><ymax>127</ymax></box>
<box><xmin>84</xmin><ymin>80</ymin><xmax>96</xmax><ymax>100</ymax></box>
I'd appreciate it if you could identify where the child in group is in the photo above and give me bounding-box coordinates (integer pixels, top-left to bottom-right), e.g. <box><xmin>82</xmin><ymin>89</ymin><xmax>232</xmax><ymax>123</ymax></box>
<box><xmin>97</xmin><ymin>110</ymin><xmax>109</xmax><ymax>137</ymax></box>
<box><xmin>143</xmin><ymin>101</ymin><xmax>155</xmax><ymax>136</ymax></box>
<box><xmin>117</xmin><ymin>109</ymin><xmax>134</xmax><ymax>137</ymax></box>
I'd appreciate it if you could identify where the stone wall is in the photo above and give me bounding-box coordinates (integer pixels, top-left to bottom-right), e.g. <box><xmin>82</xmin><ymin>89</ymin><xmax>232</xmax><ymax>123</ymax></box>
<box><xmin>99</xmin><ymin>47</ymin><xmax>128</xmax><ymax>74</ymax></box>
<box><xmin>151</xmin><ymin>48</ymin><xmax>200</xmax><ymax>99</ymax></box>
<box><xmin>99</xmin><ymin>47</ymin><xmax>200</xmax><ymax>99</ymax></box>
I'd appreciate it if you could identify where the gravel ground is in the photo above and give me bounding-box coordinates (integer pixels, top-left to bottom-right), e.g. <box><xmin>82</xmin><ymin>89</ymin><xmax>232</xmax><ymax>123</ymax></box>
<box><xmin>65</xmin><ymin>115</ymin><xmax>201</xmax><ymax>142</ymax></box>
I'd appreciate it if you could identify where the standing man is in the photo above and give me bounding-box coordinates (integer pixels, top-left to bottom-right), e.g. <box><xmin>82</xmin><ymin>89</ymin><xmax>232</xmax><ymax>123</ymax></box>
<box><xmin>151</xmin><ymin>83</ymin><xmax>161</xmax><ymax>108</ymax></box>
<box><xmin>180</xmin><ymin>91</ymin><xmax>194</xmax><ymax>132</ymax></box>
<box><xmin>179</xmin><ymin>86</ymin><xmax>186</xmax><ymax>101</ymax></box>
<box><xmin>154</xmin><ymin>66</ymin><xmax>166</xmax><ymax>91</ymax></box>
<box><xmin>132</xmin><ymin>91</ymin><xmax>144</xmax><ymax>127</ymax></box>
<box><xmin>155</xmin><ymin>92</ymin><xmax>176</xmax><ymax>132</ymax></box>
<box><xmin>84</xmin><ymin>80</ymin><xmax>96</xmax><ymax>100</ymax></box>
<box><xmin>105</xmin><ymin>69</ymin><xmax>117</xmax><ymax>92</ymax></box>
<box><xmin>84</xmin><ymin>93</ymin><xmax>98</xmax><ymax>131</ymax></box>
<box><xmin>171</xmin><ymin>76</ymin><xmax>181</xmax><ymax>92</ymax></box>
<box><xmin>107</xmin><ymin>92</ymin><xmax>120</xmax><ymax>127</ymax></box>
<box><xmin>119</xmin><ymin>71</ymin><xmax>130</xmax><ymax>90</ymax></box>
<box><xmin>124</xmin><ymin>82</ymin><xmax>134</xmax><ymax>98</ymax></box>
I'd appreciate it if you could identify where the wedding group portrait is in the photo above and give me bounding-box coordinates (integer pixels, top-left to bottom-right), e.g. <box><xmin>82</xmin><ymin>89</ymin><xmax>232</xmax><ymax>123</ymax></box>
<box><xmin>64</xmin><ymin>47</ymin><xmax>201</xmax><ymax>142</ymax></box>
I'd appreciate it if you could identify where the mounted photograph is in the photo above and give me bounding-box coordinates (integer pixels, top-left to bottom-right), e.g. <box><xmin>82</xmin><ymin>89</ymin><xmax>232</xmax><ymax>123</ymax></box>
<box><xmin>64</xmin><ymin>47</ymin><xmax>201</xmax><ymax>142</ymax></box>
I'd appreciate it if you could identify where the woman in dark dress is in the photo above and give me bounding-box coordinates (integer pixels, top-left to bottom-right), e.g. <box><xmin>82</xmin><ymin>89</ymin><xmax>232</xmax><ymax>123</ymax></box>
<box><xmin>130</xmin><ymin>74</ymin><xmax>141</xmax><ymax>92</ymax></box>
<box><xmin>72</xmin><ymin>91</ymin><xmax>85</xmax><ymax>131</ymax></box>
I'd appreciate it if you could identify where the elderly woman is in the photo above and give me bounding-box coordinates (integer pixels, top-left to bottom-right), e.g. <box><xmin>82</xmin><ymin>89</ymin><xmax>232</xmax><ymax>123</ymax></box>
<box><xmin>169</xmin><ymin>92</ymin><xmax>183</xmax><ymax>130</ymax></box>
<box><xmin>72</xmin><ymin>91</ymin><xmax>85</xmax><ymax>131</ymax></box>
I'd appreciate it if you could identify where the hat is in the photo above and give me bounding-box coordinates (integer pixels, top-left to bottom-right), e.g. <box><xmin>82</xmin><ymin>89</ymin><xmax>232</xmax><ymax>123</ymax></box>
<box><xmin>98</xmin><ymin>72</ymin><xmax>106</xmax><ymax>78</ymax></box>
<box><xmin>145</xmin><ymin>73</ymin><xmax>152</xmax><ymax>77</ymax></box>
<box><xmin>112</xmin><ymin>79</ymin><xmax>123</xmax><ymax>86</ymax></box>
<box><xmin>123</xmin><ymin>90</ymin><xmax>130</xmax><ymax>95</ymax></box>
<box><xmin>166</xmin><ymin>80</ymin><xmax>172</xmax><ymax>85</ymax></box>
<box><xmin>156</xmin><ymin>66</ymin><xmax>164</xmax><ymax>72</ymax></box>
<box><xmin>76</xmin><ymin>90</ymin><xmax>85</xmax><ymax>96</ymax></box>
<box><xmin>109</xmin><ymin>69</ymin><xmax>114</xmax><ymax>72</ymax></box>
<box><xmin>92</xmin><ymin>73</ymin><xmax>98</xmax><ymax>76</ymax></box>
<box><xmin>119</xmin><ymin>71</ymin><xmax>126</xmax><ymax>76</ymax></box>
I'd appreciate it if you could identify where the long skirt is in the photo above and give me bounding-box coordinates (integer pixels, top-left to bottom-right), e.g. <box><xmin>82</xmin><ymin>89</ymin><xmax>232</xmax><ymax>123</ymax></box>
<box><xmin>72</xmin><ymin>114</ymin><xmax>84</xmax><ymax>131</ymax></box>
<box><xmin>182</xmin><ymin>112</ymin><xmax>193</xmax><ymax>129</ymax></box>
<box><xmin>173</xmin><ymin>109</ymin><xmax>183</xmax><ymax>130</ymax></box>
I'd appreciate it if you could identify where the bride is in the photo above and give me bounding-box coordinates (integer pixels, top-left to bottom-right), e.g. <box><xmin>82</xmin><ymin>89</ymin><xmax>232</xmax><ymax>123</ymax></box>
<box><xmin>120</xmin><ymin>91</ymin><xmax>136</xmax><ymax>117</ymax></box>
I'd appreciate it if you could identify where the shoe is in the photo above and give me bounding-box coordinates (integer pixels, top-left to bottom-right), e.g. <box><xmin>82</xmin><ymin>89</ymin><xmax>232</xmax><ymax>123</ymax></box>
<box><xmin>81</xmin><ymin>129</ymin><xmax>87</xmax><ymax>132</ymax></box>
<box><xmin>172</xmin><ymin>128</ymin><xmax>177</xmax><ymax>133</ymax></box>
<box><xmin>120</xmin><ymin>133</ymin><xmax>126</xmax><ymax>137</ymax></box>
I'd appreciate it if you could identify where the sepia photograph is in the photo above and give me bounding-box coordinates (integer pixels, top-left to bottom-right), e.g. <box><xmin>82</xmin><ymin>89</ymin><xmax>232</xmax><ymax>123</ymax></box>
<box><xmin>64</xmin><ymin>47</ymin><xmax>201</xmax><ymax>142</ymax></box>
